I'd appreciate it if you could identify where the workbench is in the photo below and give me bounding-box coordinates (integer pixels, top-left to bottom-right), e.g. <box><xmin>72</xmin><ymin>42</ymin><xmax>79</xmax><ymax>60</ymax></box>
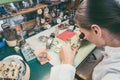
<box><xmin>0</xmin><ymin>20</ymin><xmax>96</xmax><ymax>80</ymax></box>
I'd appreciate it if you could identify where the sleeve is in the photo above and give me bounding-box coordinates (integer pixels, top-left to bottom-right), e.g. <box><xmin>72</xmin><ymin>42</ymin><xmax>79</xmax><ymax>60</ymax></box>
<box><xmin>50</xmin><ymin>64</ymin><xmax>76</xmax><ymax>80</ymax></box>
<box><xmin>102</xmin><ymin>73</ymin><xmax>120</xmax><ymax>80</ymax></box>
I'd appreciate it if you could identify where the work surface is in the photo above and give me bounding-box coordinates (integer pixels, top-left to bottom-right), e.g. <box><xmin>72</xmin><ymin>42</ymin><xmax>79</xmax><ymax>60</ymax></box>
<box><xmin>25</xmin><ymin>20</ymin><xmax>96</xmax><ymax>80</ymax></box>
<box><xmin>0</xmin><ymin>20</ymin><xmax>95</xmax><ymax>80</ymax></box>
<box><xmin>26</xmin><ymin>20</ymin><xmax>96</xmax><ymax>67</ymax></box>
<box><xmin>0</xmin><ymin>45</ymin><xmax>52</xmax><ymax>80</ymax></box>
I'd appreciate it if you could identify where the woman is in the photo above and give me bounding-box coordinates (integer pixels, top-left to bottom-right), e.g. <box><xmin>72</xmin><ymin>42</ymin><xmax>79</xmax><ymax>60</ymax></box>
<box><xmin>50</xmin><ymin>0</ymin><xmax>120</xmax><ymax>80</ymax></box>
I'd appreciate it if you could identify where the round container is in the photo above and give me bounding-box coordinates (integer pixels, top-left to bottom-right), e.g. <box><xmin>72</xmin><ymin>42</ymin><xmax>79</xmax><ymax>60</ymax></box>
<box><xmin>6</xmin><ymin>39</ymin><xmax>17</xmax><ymax>47</ymax></box>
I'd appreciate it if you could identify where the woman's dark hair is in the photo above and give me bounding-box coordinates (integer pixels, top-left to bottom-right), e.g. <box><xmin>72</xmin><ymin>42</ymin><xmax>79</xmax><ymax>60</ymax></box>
<box><xmin>75</xmin><ymin>0</ymin><xmax>120</xmax><ymax>34</ymax></box>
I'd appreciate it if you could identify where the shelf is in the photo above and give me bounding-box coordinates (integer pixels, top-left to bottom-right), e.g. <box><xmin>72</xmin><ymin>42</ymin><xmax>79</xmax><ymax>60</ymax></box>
<box><xmin>0</xmin><ymin>1</ymin><xmax>69</xmax><ymax>20</ymax></box>
<box><xmin>15</xmin><ymin>19</ymin><xmax>36</xmax><ymax>31</ymax></box>
<box><xmin>0</xmin><ymin>4</ymin><xmax>47</xmax><ymax>20</ymax></box>
<box><xmin>14</xmin><ymin>4</ymin><xmax>47</xmax><ymax>16</ymax></box>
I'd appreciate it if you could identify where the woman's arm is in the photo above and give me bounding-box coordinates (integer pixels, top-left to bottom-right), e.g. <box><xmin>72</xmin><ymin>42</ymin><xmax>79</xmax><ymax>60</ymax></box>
<box><xmin>50</xmin><ymin>43</ymin><xmax>77</xmax><ymax>80</ymax></box>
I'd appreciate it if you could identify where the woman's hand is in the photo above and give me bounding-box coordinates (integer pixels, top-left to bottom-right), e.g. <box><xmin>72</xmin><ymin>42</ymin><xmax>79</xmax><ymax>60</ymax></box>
<box><xmin>35</xmin><ymin>49</ymin><xmax>51</xmax><ymax>65</ymax></box>
<box><xmin>59</xmin><ymin>43</ymin><xmax>78</xmax><ymax>65</ymax></box>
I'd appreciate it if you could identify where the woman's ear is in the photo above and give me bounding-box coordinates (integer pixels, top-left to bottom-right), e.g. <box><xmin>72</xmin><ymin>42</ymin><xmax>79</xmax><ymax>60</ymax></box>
<box><xmin>91</xmin><ymin>24</ymin><xmax>102</xmax><ymax>37</ymax></box>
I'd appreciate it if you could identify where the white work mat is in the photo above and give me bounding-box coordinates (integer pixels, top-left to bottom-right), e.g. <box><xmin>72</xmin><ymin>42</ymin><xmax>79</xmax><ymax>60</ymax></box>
<box><xmin>26</xmin><ymin>20</ymin><xmax>96</xmax><ymax>67</ymax></box>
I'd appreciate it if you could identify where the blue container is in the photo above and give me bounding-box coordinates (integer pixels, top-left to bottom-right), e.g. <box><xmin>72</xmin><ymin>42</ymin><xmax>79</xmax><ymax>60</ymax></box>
<box><xmin>0</xmin><ymin>38</ymin><xmax>6</xmax><ymax>48</ymax></box>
